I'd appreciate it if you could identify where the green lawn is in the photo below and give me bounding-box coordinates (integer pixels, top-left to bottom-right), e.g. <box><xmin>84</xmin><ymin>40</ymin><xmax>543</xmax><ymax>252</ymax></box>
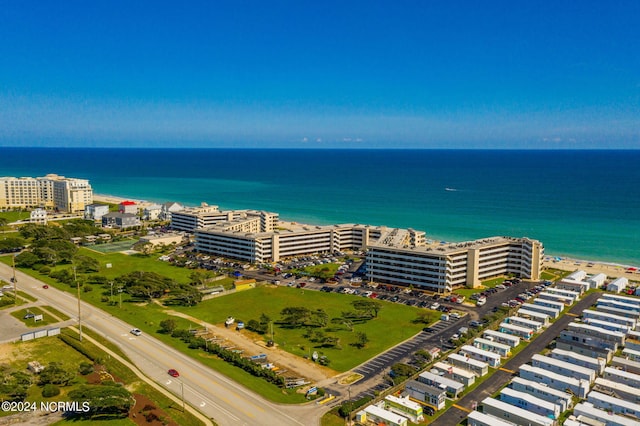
<box><xmin>172</xmin><ymin>286</ymin><xmax>431</xmax><ymax>372</ymax></box>
<box><xmin>0</xmin><ymin>210</ymin><xmax>31</xmax><ymax>223</ymax></box>
<box><xmin>11</xmin><ymin>306</ymin><xmax>61</xmax><ymax>327</ymax></box>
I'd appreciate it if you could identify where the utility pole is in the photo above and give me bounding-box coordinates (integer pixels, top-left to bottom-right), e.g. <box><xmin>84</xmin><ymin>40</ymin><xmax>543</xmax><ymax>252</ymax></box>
<box><xmin>74</xmin><ymin>266</ymin><xmax>82</xmax><ymax>342</ymax></box>
<box><xmin>12</xmin><ymin>254</ymin><xmax>17</xmax><ymax>301</ymax></box>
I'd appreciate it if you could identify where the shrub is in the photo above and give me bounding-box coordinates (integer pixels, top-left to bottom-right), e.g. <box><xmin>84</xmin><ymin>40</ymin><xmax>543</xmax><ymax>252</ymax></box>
<box><xmin>42</xmin><ymin>384</ymin><xmax>61</xmax><ymax>397</ymax></box>
<box><xmin>78</xmin><ymin>362</ymin><xmax>94</xmax><ymax>375</ymax></box>
<box><xmin>39</xmin><ymin>266</ymin><xmax>51</xmax><ymax>275</ymax></box>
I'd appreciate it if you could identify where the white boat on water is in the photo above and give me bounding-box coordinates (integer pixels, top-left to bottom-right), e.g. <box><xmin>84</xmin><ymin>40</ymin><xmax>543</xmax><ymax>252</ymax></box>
<box><xmin>445</xmin><ymin>187</ymin><xmax>457</xmax><ymax>192</ymax></box>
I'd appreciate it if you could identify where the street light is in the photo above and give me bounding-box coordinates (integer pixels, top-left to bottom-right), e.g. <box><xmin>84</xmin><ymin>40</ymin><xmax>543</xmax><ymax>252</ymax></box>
<box><xmin>74</xmin><ymin>266</ymin><xmax>82</xmax><ymax>342</ymax></box>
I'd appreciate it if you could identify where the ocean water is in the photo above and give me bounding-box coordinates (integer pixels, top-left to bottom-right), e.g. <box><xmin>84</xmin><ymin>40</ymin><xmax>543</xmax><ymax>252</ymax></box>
<box><xmin>1</xmin><ymin>148</ymin><xmax>638</xmax><ymax>265</ymax></box>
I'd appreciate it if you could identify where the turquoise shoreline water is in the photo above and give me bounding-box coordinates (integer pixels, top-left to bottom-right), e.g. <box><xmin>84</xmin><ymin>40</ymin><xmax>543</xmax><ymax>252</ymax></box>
<box><xmin>1</xmin><ymin>148</ymin><xmax>638</xmax><ymax>265</ymax></box>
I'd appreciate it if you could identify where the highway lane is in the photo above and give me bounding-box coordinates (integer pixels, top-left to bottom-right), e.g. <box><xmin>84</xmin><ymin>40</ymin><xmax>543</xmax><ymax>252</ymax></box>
<box><xmin>0</xmin><ymin>263</ymin><xmax>325</xmax><ymax>426</ymax></box>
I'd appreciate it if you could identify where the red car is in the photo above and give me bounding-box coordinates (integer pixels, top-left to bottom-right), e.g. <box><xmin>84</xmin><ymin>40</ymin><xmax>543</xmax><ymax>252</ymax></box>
<box><xmin>168</xmin><ymin>369</ymin><xmax>180</xmax><ymax>378</ymax></box>
<box><xmin>42</xmin><ymin>285</ymin><xmax>49</xmax><ymax>289</ymax></box>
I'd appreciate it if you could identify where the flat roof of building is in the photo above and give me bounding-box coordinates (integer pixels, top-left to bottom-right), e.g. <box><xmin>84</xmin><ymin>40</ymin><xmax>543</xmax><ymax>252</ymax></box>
<box><xmin>473</xmin><ymin>338</ymin><xmax>511</xmax><ymax>351</ymax></box>
<box><xmin>460</xmin><ymin>345</ymin><xmax>501</xmax><ymax>360</ymax></box>
<box><xmin>481</xmin><ymin>397</ymin><xmax>554</xmax><ymax>426</ymax></box>
<box><xmin>568</xmin><ymin>322</ymin><xmax>625</xmax><ymax>338</ymax></box>
<box><xmin>447</xmin><ymin>353</ymin><xmax>489</xmax><ymax>368</ymax></box>
<box><xmin>500</xmin><ymin>387</ymin><xmax>558</xmax><ymax>410</ymax></box>
<box><xmin>363</xmin><ymin>404</ymin><xmax>409</xmax><ymax>424</ymax></box>
<box><xmin>532</xmin><ymin>354</ymin><xmax>596</xmax><ymax>377</ymax></box>
<box><xmin>433</xmin><ymin>362</ymin><xmax>476</xmax><ymax>378</ymax></box>
<box><xmin>419</xmin><ymin>371</ymin><xmax>465</xmax><ymax>389</ymax></box>
<box><xmin>511</xmin><ymin>376</ymin><xmax>573</xmax><ymax>400</ymax></box>
<box><xmin>467</xmin><ymin>410</ymin><xmax>517</xmax><ymax>426</ymax></box>
<box><xmin>369</xmin><ymin>235</ymin><xmax>538</xmax><ymax>255</ymax></box>
<box><xmin>594</xmin><ymin>377</ymin><xmax>640</xmax><ymax>396</ymax></box>
<box><xmin>551</xmin><ymin>348</ymin><xmax>603</xmax><ymax>365</ymax></box>
<box><xmin>574</xmin><ymin>402</ymin><xmax>639</xmax><ymax>426</ymax></box>
<box><xmin>519</xmin><ymin>364</ymin><xmax>581</xmax><ymax>386</ymax></box>
<box><xmin>483</xmin><ymin>329</ymin><xmax>521</xmax><ymax>342</ymax></box>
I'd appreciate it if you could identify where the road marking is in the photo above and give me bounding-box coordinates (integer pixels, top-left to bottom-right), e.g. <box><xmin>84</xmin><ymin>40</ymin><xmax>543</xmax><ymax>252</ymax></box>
<box><xmin>453</xmin><ymin>404</ymin><xmax>471</xmax><ymax>413</ymax></box>
<box><xmin>499</xmin><ymin>368</ymin><xmax>515</xmax><ymax>373</ymax></box>
<box><xmin>567</xmin><ymin>312</ymin><xmax>578</xmax><ymax>317</ymax></box>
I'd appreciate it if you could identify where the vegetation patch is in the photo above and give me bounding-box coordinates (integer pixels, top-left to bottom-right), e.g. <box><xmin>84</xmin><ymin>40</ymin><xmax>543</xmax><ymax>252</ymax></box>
<box><xmin>171</xmin><ymin>286</ymin><xmax>425</xmax><ymax>372</ymax></box>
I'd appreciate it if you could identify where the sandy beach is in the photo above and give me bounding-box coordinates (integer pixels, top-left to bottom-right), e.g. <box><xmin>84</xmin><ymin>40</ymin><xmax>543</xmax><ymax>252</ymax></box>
<box><xmin>543</xmin><ymin>257</ymin><xmax>639</xmax><ymax>282</ymax></box>
<box><xmin>93</xmin><ymin>194</ymin><xmax>153</xmax><ymax>208</ymax></box>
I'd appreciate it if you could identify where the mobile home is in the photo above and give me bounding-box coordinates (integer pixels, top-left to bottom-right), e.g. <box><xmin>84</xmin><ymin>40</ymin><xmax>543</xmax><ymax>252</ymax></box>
<box><xmin>383</xmin><ymin>395</ymin><xmax>424</xmax><ymax>422</ymax></box>
<box><xmin>506</xmin><ymin>315</ymin><xmax>544</xmax><ymax>332</ymax></box>
<box><xmin>432</xmin><ymin>362</ymin><xmax>476</xmax><ymax>387</ymax></box>
<box><xmin>467</xmin><ymin>410</ymin><xmax>515</xmax><ymax>426</ymax></box>
<box><xmin>556</xmin><ymin>278</ymin><xmax>589</xmax><ymax>294</ymax></box>
<box><xmin>499</xmin><ymin>322</ymin><xmax>534</xmax><ymax>340</ymax></box>
<box><xmin>531</xmin><ymin>354</ymin><xmax>596</xmax><ymax>383</ymax></box>
<box><xmin>417</xmin><ymin>371</ymin><xmax>465</xmax><ymax>398</ymax></box>
<box><xmin>594</xmin><ymin>304</ymin><xmax>640</xmax><ymax>320</ymax></box>
<box><xmin>573</xmin><ymin>402</ymin><xmax>639</xmax><ymax>426</ymax></box>
<box><xmin>611</xmin><ymin>356</ymin><xmax>640</xmax><ymax>375</ymax></box>
<box><xmin>537</xmin><ymin>291</ymin><xmax>573</xmax><ymax>305</ymax></box>
<box><xmin>519</xmin><ymin>364</ymin><xmax>590</xmax><ymax>398</ymax></box>
<box><xmin>567</xmin><ymin>322</ymin><xmax>626</xmax><ymax>346</ymax></box>
<box><xmin>446</xmin><ymin>353</ymin><xmax>489</xmax><ymax>377</ymax></box>
<box><xmin>532</xmin><ymin>298</ymin><xmax>565</xmax><ymax>312</ymax></box>
<box><xmin>623</xmin><ymin>347</ymin><xmax>640</xmax><ymax>362</ymax></box>
<box><xmin>473</xmin><ymin>338</ymin><xmax>511</xmax><ymax>357</ymax></box>
<box><xmin>357</xmin><ymin>405</ymin><xmax>408</xmax><ymax>426</ymax></box>
<box><xmin>544</xmin><ymin>287</ymin><xmax>580</xmax><ymax>302</ymax></box>
<box><xmin>586</xmin><ymin>273</ymin><xmax>606</xmax><ymax>289</ymax></box>
<box><xmin>583</xmin><ymin>317</ymin><xmax>631</xmax><ymax>333</ymax></box>
<box><xmin>510</xmin><ymin>376</ymin><xmax>573</xmax><ymax>412</ymax></box>
<box><xmin>480</xmin><ymin>397</ymin><xmax>555</xmax><ymax>426</ymax></box>
<box><xmin>597</xmin><ymin>298</ymin><xmax>640</xmax><ymax>314</ymax></box>
<box><xmin>606</xmin><ymin>277</ymin><xmax>629</xmax><ymax>293</ymax></box>
<box><xmin>520</xmin><ymin>302</ymin><xmax>560</xmax><ymax>319</ymax></box>
<box><xmin>600</xmin><ymin>292</ymin><xmax>640</xmax><ymax>308</ymax></box>
<box><xmin>594</xmin><ymin>377</ymin><xmax>640</xmax><ymax>404</ymax></box>
<box><xmin>482</xmin><ymin>329</ymin><xmax>520</xmax><ymax>348</ymax></box>
<box><xmin>550</xmin><ymin>348</ymin><xmax>606</xmax><ymax>375</ymax></box>
<box><xmin>404</xmin><ymin>380</ymin><xmax>446</xmax><ymax>410</ymax></box>
<box><xmin>500</xmin><ymin>387</ymin><xmax>562</xmax><ymax>419</ymax></box>
<box><xmin>555</xmin><ymin>336</ymin><xmax>613</xmax><ymax>362</ymax></box>
<box><xmin>587</xmin><ymin>390</ymin><xmax>640</xmax><ymax>418</ymax></box>
<box><xmin>516</xmin><ymin>308</ymin><xmax>550</xmax><ymax>326</ymax></box>
<box><xmin>603</xmin><ymin>366</ymin><xmax>640</xmax><ymax>388</ymax></box>
<box><xmin>582</xmin><ymin>309</ymin><xmax>636</xmax><ymax>330</ymax></box>
<box><xmin>459</xmin><ymin>345</ymin><xmax>501</xmax><ymax>367</ymax></box>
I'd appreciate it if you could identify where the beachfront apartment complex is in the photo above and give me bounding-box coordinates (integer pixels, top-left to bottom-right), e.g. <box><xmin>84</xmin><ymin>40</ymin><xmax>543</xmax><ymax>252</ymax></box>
<box><xmin>0</xmin><ymin>174</ymin><xmax>93</xmax><ymax>213</ymax></box>
<box><xmin>176</xmin><ymin>204</ymin><xmax>543</xmax><ymax>293</ymax></box>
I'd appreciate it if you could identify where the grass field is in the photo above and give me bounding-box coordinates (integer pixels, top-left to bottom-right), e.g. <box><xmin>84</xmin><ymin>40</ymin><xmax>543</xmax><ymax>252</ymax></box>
<box><xmin>0</xmin><ymin>210</ymin><xmax>31</xmax><ymax>224</ymax></box>
<box><xmin>172</xmin><ymin>286</ymin><xmax>433</xmax><ymax>372</ymax></box>
<box><xmin>10</xmin><ymin>306</ymin><xmax>61</xmax><ymax>327</ymax></box>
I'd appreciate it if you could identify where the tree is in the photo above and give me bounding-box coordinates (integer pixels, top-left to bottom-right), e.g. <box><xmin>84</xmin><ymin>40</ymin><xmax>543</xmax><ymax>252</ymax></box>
<box><xmin>311</xmin><ymin>309</ymin><xmax>329</xmax><ymax>327</ymax></box>
<box><xmin>352</xmin><ymin>300</ymin><xmax>382</xmax><ymax>318</ymax></box>
<box><xmin>280</xmin><ymin>306</ymin><xmax>311</xmax><ymax>328</ymax></box>
<box><xmin>159</xmin><ymin>318</ymin><xmax>177</xmax><ymax>334</ymax></box>
<box><xmin>68</xmin><ymin>383</ymin><xmax>134</xmax><ymax>418</ymax></box>
<box><xmin>0</xmin><ymin>217</ymin><xmax>7</xmax><ymax>228</ymax></box>
<box><xmin>39</xmin><ymin>362</ymin><xmax>75</xmax><ymax>386</ymax></box>
<box><xmin>353</xmin><ymin>332</ymin><xmax>369</xmax><ymax>349</ymax></box>
<box><xmin>15</xmin><ymin>251</ymin><xmax>40</xmax><ymax>268</ymax></box>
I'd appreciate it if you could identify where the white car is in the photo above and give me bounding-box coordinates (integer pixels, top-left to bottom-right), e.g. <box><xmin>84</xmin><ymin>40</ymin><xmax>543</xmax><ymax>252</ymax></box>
<box><xmin>130</xmin><ymin>328</ymin><xmax>142</xmax><ymax>336</ymax></box>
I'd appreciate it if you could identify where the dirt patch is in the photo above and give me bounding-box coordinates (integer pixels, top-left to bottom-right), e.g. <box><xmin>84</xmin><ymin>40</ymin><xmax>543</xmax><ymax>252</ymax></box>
<box><xmin>130</xmin><ymin>393</ymin><xmax>178</xmax><ymax>426</ymax></box>
<box><xmin>164</xmin><ymin>309</ymin><xmax>338</xmax><ymax>384</ymax></box>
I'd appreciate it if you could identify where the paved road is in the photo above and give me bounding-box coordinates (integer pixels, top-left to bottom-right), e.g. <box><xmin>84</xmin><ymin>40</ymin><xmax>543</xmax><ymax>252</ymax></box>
<box><xmin>431</xmin><ymin>291</ymin><xmax>602</xmax><ymax>426</ymax></box>
<box><xmin>0</xmin><ymin>263</ymin><xmax>328</xmax><ymax>426</ymax></box>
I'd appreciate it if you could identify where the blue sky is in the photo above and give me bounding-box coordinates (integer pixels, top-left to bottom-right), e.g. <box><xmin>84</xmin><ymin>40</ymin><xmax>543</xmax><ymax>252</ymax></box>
<box><xmin>0</xmin><ymin>1</ymin><xmax>638</xmax><ymax>149</ymax></box>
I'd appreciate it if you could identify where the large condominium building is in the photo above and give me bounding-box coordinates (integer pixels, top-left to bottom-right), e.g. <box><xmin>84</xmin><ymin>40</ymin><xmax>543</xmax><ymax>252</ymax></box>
<box><xmin>170</xmin><ymin>203</ymin><xmax>279</xmax><ymax>233</ymax></box>
<box><xmin>366</xmin><ymin>236</ymin><xmax>543</xmax><ymax>292</ymax></box>
<box><xmin>0</xmin><ymin>174</ymin><xmax>93</xmax><ymax>212</ymax></box>
<box><xmin>179</xmin><ymin>202</ymin><xmax>542</xmax><ymax>293</ymax></box>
